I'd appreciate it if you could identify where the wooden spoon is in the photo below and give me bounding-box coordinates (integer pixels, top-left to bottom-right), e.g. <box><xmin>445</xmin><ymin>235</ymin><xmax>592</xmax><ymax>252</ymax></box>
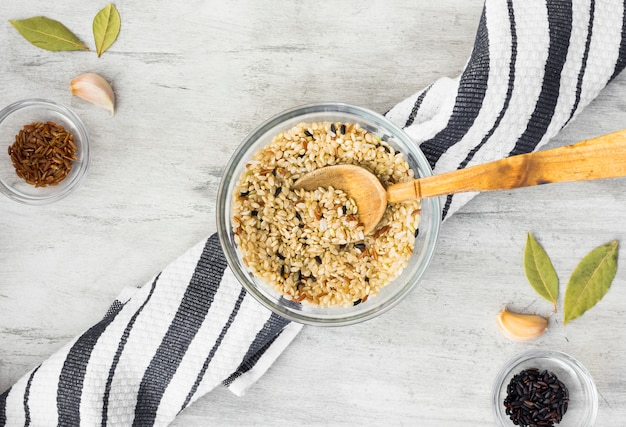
<box><xmin>293</xmin><ymin>129</ymin><xmax>626</xmax><ymax>235</ymax></box>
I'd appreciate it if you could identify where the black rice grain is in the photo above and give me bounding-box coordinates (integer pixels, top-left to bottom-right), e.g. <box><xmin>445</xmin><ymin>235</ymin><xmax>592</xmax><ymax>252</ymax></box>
<box><xmin>503</xmin><ymin>368</ymin><xmax>569</xmax><ymax>427</ymax></box>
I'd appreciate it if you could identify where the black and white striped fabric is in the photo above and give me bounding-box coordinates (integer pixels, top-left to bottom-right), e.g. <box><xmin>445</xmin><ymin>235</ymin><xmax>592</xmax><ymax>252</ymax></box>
<box><xmin>2</xmin><ymin>0</ymin><xmax>626</xmax><ymax>425</ymax></box>
<box><xmin>387</xmin><ymin>0</ymin><xmax>626</xmax><ymax>220</ymax></box>
<box><xmin>0</xmin><ymin>234</ymin><xmax>302</xmax><ymax>426</ymax></box>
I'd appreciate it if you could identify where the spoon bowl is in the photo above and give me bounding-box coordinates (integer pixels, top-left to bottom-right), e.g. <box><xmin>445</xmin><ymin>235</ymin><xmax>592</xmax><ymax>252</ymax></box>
<box><xmin>293</xmin><ymin>164</ymin><xmax>387</xmax><ymax>235</ymax></box>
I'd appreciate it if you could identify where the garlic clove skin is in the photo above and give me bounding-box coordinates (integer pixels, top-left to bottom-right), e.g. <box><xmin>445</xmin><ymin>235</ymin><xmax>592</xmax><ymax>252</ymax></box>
<box><xmin>496</xmin><ymin>307</ymin><xmax>549</xmax><ymax>342</ymax></box>
<box><xmin>70</xmin><ymin>72</ymin><xmax>115</xmax><ymax>114</ymax></box>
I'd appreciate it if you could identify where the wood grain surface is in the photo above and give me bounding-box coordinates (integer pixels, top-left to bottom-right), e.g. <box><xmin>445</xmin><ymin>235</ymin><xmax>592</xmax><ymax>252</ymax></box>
<box><xmin>388</xmin><ymin>129</ymin><xmax>626</xmax><ymax>202</ymax></box>
<box><xmin>1</xmin><ymin>1</ymin><xmax>624</xmax><ymax>426</ymax></box>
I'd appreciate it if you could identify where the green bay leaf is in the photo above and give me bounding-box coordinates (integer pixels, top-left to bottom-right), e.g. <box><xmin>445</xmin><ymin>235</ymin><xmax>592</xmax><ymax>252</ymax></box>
<box><xmin>9</xmin><ymin>16</ymin><xmax>88</xmax><ymax>52</ymax></box>
<box><xmin>524</xmin><ymin>232</ymin><xmax>559</xmax><ymax>309</ymax></box>
<box><xmin>93</xmin><ymin>4</ymin><xmax>121</xmax><ymax>57</ymax></box>
<box><xmin>564</xmin><ymin>240</ymin><xmax>619</xmax><ymax>325</ymax></box>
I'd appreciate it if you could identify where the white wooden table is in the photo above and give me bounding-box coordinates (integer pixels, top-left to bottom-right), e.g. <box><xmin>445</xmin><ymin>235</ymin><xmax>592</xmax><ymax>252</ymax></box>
<box><xmin>1</xmin><ymin>1</ymin><xmax>625</xmax><ymax>425</ymax></box>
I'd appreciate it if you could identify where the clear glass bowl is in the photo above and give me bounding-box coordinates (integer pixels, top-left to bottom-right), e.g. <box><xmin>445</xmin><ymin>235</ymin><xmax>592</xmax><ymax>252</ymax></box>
<box><xmin>493</xmin><ymin>349</ymin><xmax>598</xmax><ymax>427</ymax></box>
<box><xmin>0</xmin><ymin>99</ymin><xmax>91</xmax><ymax>205</ymax></box>
<box><xmin>216</xmin><ymin>103</ymin><xmax>441</xmax><ymax>326</ymax></box>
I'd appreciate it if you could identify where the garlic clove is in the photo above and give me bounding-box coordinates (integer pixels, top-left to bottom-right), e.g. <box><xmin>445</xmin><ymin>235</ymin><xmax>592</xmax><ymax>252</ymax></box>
<box><xmin>496</xmin><ymin>307</ymin><xmax>549</xmax><ymax>342</ymax></box>
<box><xmin>70</xmin><ymin>72</ymin><xmax>115</xmax><ymax>114</ymax></box>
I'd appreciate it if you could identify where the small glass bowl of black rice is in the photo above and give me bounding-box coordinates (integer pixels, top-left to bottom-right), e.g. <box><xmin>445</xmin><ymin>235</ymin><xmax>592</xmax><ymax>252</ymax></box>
<box><xmin>492</xmin><ymin>349</ymin><xmax>597</xmax><ymax>427</ymax></box>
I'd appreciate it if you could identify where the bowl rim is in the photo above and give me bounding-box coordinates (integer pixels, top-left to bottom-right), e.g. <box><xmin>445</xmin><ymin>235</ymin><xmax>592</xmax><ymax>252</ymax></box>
<box><xmin>492</xmin><ymin>349</ymin><xmax>598</xmax><ymax>427</ymax></box>
<box><xmin>0</xmin><ymin>98</ymin><xmax>91</xmax><ymax>205</ymax></box>
<box><xmin>216</xmin><ymin>102</ymin><xmax>441</xmax><ymax>326</ymax></box>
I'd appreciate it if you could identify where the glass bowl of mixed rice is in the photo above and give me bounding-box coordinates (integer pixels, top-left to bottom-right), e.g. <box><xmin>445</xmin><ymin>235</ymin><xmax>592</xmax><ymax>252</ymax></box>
<box><xmin>216</xmin><ymin>103</ymin><xmax>441</xmax><ymax>325</ymax></box>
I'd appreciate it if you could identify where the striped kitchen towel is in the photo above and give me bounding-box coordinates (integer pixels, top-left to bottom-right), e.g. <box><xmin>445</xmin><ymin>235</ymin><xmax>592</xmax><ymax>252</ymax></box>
<box><xmin>0</xmin><ymin>234</ymin><xmax>302</xmax><ymax>426</ymax></box>
<box><xmin>2</xmin><ymin>0</ymin><xmax>626</xmax><ymax>425</ymax></box>
<box><xmin>387</xmin><ymin>0</ymin><xmax>626</xmax><ymax>220</ymax></box>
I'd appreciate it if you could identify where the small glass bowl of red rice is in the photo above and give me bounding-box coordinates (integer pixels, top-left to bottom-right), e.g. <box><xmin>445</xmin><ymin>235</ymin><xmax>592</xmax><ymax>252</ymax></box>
<box><xmin>0</xmin><ymin>99</ymin><xmax>91</xmax><ymax>205</ymax></box>
<box><xmin>216</xmin><ymin>103</ymin><xmax>441</xmax><ymax>326</ymax></box>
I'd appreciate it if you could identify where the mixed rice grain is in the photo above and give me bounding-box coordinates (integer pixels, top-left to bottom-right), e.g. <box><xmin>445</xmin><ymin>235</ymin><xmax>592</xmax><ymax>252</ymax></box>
<box><xmin>232</xmin><ymin>121</ymin><xmax>421</xmax><ymax>307</ymax></box>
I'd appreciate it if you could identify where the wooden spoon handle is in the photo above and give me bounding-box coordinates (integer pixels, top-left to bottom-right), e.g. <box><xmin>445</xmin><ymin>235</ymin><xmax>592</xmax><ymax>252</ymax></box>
<box><xmin>387</xmin><ymin>129</ymin><xmax>626</xmax><ymax>203</ymax></box>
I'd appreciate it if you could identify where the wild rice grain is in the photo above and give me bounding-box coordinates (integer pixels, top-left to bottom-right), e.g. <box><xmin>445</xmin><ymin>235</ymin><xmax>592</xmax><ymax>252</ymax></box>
<box><xmin>7</xmin><ymin>121</ymin><xmax>76</xmax><ymax>187</ymax></box>
<box><xmin>232</xmin><ymin>121</ymin><xmax>421</xmax><ymax>307</ymax></box>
